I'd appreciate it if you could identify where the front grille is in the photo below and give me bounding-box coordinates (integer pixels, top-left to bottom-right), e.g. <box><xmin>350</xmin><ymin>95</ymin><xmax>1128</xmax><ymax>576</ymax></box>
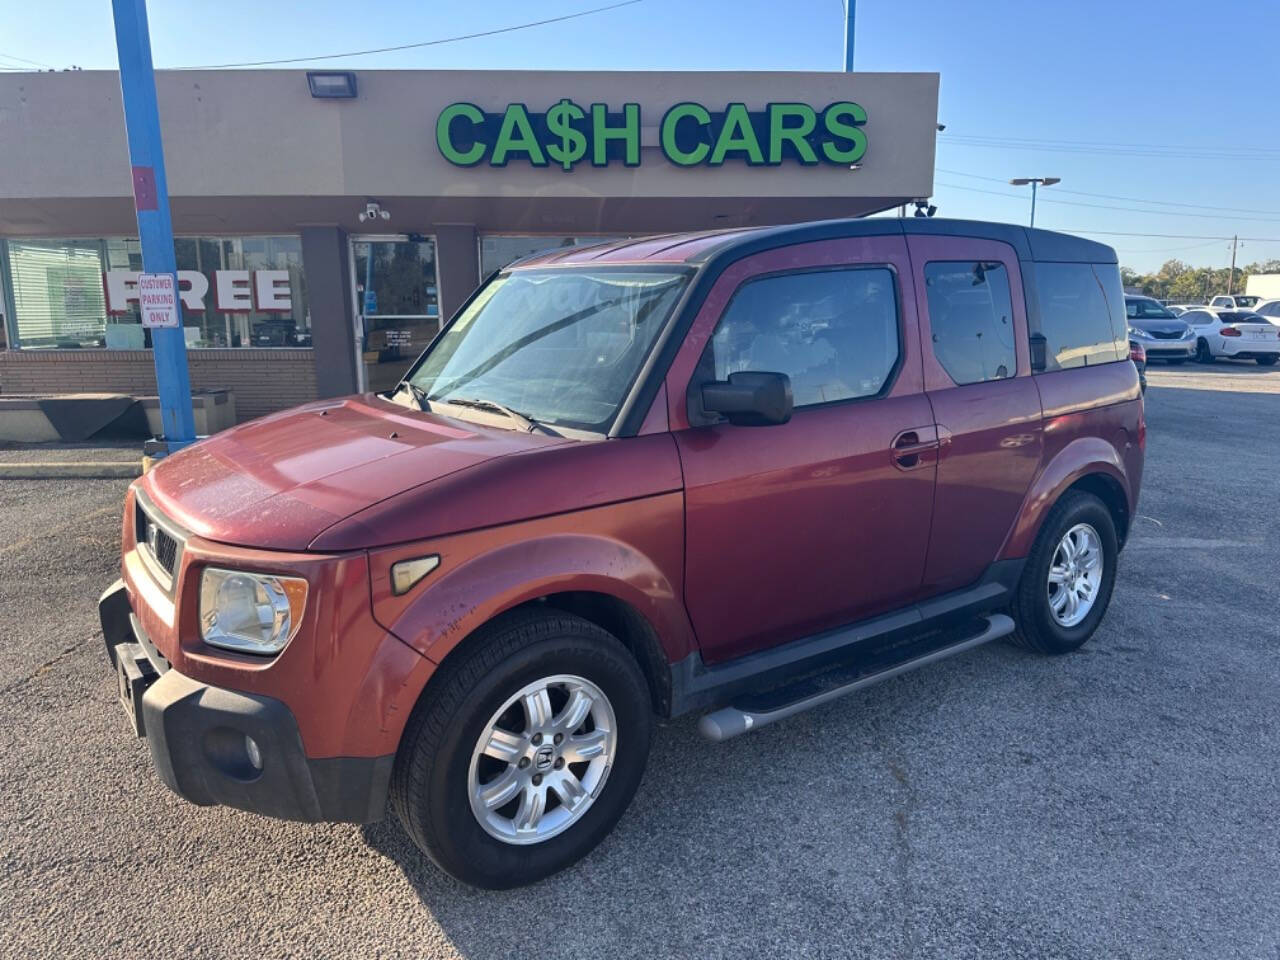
<box><xmin>1148</xmin><ymin>330</ymin><xmax>1183</xmax><ymax>340</ymax></box>
<box><xmin>135</xmin><ymin>501</ymin><xmax>181</xmax><ymax>581</ymax></box>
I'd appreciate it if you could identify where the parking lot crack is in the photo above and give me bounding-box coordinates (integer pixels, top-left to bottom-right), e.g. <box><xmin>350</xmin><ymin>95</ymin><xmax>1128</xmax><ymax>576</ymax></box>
<box><xmin>0</xmin><ymin>634</ymin><xmax>96</xmax><ymax>696</ymax></box>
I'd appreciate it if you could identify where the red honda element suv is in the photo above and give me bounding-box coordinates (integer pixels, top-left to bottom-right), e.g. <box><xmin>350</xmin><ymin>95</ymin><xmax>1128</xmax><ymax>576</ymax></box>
<box><xmin>101</xmin><ymin>219</ymin><xmax>1144</xmax><ymax>888</ymax></box>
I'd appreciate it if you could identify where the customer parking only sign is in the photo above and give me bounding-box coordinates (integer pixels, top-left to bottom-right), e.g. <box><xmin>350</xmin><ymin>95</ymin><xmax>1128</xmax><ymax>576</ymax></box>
<box><xmin>137</xmin><ymin>273</ymin><xmax>179</xmax><ymax>328</ymax></box>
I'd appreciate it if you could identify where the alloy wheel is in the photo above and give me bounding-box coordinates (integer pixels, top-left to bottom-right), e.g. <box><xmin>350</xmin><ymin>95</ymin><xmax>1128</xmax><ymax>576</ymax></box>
<box><xmin>1047</xmin><ymin>522</ymin><xmax>1103</xmax><ymax>628</ymax></box>
<box><xmin>468</xmin><ymin>674</ymin><xmax>617</xmax><ymax>845</ymax></box>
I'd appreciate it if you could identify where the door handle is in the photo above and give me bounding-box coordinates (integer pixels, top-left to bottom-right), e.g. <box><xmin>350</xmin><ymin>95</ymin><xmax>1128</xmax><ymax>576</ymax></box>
<box><xmin>892</xmin><ymin>427</ymin><xmax>940</xmax><ymax>469</ymax></box>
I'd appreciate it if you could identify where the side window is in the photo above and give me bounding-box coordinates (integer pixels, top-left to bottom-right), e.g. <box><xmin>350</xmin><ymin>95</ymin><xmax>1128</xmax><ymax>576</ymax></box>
<box><xmin>922</xmin><ymin>261</ymin><xmax>1016</xmax><ymax>385</ymax></box>
<box><xmin>1030</xmin><ymin>262</ymin><xmax>1125</xmax><ymax>371</ymax></box>
<box><xmin>1185</xmin><ymin>310</ymin><xmax>1211</xmax><ymax>325</ymax></box>
<box><xmin>703</xmin><ymin>267</ymin><xmax>900</xmax><ymax>409</ymax></box>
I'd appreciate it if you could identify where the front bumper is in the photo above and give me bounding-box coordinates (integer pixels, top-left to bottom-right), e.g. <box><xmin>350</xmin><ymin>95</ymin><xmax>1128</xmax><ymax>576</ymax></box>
<box><xmin>100</xmin><ymin>580</ymin><xmax>392</xmax><ymax>823</ymax></box>
<box><xmin>1138</xmin><ymin>340</ymin><xmax>1195</xmax><ymax>359</ymax></box>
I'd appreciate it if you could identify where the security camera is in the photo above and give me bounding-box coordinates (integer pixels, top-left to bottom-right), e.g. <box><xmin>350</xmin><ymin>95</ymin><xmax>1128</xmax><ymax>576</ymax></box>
<box><xmin>358</xmin><ymin>201</ymin><xmax>390</xmax><ymax>223</ymax></box>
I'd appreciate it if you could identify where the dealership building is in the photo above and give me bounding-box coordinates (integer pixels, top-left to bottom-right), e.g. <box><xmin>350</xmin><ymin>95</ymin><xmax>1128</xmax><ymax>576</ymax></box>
<box><xmin>0</xmin><ymin>69</ymin><xmax>938</xmax><ymax>422</ymax></box>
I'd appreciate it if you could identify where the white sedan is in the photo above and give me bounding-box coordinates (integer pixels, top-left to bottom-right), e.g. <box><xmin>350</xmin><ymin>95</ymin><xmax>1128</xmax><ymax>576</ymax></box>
<box><xmin>1180</xmin><ymin>308</ymin><xmax>1280</xmax><ymax>365</ymax></box>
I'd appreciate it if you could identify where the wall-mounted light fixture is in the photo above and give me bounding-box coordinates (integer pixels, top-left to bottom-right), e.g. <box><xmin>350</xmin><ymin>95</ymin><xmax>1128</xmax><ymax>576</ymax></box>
<box><xmin>307</xmin><ymin>72</ymin><xmax>358</xmax><ymax>99</ymax></box>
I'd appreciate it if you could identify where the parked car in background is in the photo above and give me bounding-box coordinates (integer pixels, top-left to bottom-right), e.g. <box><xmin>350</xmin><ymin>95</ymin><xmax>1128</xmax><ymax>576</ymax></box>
<box><xmin>1165</xmin><ymin>304</ymin><xmax>1199</xmax><ymax>316</ymax></box>
<box><xmin>100</xmin><ymin>219</ymin><xmax>1144</xmax><ymax>889</ymax></box>
<box><xmin>1209</xmin><ymin>294</ymin><xmax>1261</xmax><ymax>310</ymax></box>
<box><xmin>1124</xmin><ymin>296</ymin><xmax>1195</xmax><ymax>363</ymax></box>
<box><xmin>1252</xmin><ymin>299</ymin><xmax>1280</xmax><ymax>323</ymax></box>
<box><xmin>1129</xmin><ymin>338</ymin><xmax>1147</xmax><ymax>391</ymax></box>
<box><xmin>1181</xmin><ymin>308</ymin><xmax>1280</xmax><ymax>364</ymax></box>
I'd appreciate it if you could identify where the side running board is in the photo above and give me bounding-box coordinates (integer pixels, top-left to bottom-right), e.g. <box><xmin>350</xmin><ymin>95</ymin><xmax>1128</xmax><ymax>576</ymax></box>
<box><xmin>698</xmin><ymin>613</ymin><xmax>1015</xmax><ymax>741</ymax></box>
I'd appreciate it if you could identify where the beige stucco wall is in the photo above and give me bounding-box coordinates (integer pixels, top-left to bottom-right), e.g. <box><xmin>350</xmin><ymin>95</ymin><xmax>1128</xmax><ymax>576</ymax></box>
<box><xmin>0</xmin><ymin>69</ymin><xmax>936</xmax><ymax>234</ymax></box>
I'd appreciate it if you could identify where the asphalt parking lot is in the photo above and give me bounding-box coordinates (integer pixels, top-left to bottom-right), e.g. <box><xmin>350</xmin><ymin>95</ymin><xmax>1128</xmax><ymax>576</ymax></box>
<box><xmin>2</xmin><ymin>361</ymin><xmax>1278</xmax><ymax>960</ymax></box>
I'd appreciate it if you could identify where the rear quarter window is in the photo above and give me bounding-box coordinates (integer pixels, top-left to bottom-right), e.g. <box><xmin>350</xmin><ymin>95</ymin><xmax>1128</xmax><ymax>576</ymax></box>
<box><xmin>1031</xmin><ymin>262</ymin><xmax>1126</xmax><ymax>371</ymax></box>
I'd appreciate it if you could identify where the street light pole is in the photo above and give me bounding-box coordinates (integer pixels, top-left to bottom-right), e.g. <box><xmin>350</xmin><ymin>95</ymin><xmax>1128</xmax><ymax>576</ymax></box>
<box><xmin>1009</xmin><ymin>177</ymin><xmax>1061</xmax><ymax>228</ymax></box>
<box><xmin>111</xmin><ymin>0</ymin><xmax>195</xmax><ymax>451</ymax></box>
<box><xmin>843</xmin><ymin>0</ymin><xmax>855</xmax><ymax>71</ymax></box>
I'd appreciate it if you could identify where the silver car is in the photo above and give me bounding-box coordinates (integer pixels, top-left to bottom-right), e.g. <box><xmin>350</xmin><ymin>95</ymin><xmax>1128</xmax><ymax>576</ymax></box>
<box><xmin>1125</xmin><ymin>296</ymin><xmax>1196</xmax><ymax>363</ymax></box>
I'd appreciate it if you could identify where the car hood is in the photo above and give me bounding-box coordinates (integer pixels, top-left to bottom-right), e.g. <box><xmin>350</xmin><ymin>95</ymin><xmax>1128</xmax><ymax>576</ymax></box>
<box><xmin>1130</xmin><ymin>318</ymin><xmax>1190</xmax><ymax>336</ymax></box>
<box><xmin>140</xmin><ymin>395</ymin><xmax>571</xmax><ymax>551</ymax></box>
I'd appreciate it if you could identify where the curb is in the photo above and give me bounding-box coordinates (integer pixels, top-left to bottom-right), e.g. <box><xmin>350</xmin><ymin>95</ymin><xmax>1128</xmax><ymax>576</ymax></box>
<box><xmin>0</xmin><ymin>461</ymin><xmax>143</xmax><ymax>479</ymax></box>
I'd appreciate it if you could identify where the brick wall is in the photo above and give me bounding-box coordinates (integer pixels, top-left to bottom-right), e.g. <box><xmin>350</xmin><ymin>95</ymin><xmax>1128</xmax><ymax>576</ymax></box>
<box><xmin>0</xmin><ymin>348</ymin><xmax>318</xmax><ymax>422</ymax></box>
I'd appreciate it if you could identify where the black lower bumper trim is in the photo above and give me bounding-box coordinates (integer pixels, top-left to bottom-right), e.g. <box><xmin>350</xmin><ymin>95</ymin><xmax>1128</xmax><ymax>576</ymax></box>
<box><xmin>100</xmin><ymin>579</ymin><xmax>392</xmax><ymax>824</ymax></box>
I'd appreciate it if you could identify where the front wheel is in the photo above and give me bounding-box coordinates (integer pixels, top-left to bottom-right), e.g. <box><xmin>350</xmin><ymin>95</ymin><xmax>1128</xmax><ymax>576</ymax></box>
<box><xmin>1196</xmin><ymin>339</ymin><xmax>1215</xmax><ymax>363</ymax></box>
<box><xmin>1257</xmin><ymin>355</ymin><xmax>1278</xmax><ymax>366</ymax></box>
<box><xmin>390</xmin><ymin>610</ymin><xmax>653</xmax><ymax>889</ymax></box>
<box><xmin>1008</xmin><ymin>491</ymin><xmax>1118</xmax><ymax>655</ymax></box>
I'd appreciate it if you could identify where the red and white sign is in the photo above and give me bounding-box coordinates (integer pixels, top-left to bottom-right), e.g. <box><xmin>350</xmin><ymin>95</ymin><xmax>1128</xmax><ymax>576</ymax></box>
<box><xmin>138</xmin><ymin>273</ymin><xmax>179</xmax><ymax>329</ymax></box>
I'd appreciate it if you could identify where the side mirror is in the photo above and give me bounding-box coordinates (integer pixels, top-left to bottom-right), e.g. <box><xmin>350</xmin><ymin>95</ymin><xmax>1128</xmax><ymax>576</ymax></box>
<box><xmin>701</xmin><ymin>371</ymin><xmax>793</xmax><ymax>426</ymax></box>
<box><xmin>1029</xmin><ymin>332</ymin><xmax>1047</xmax><ymax>372</ymax></box>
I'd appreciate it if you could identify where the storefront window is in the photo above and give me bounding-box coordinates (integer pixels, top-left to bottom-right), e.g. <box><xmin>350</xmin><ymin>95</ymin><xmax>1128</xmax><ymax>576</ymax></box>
<box><xmin>0</xmin><ymin>236</ymin><xmax>309</xmax><ymax>349</ymax></box>
<box><xmin>479</xmin><ymin>235</ymin><xmax>628</xmax><ymax>277</ymax></box>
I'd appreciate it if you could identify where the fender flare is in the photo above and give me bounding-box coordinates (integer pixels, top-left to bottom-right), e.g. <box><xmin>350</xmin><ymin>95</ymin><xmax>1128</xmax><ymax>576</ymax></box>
<box><xmin>999</xmin><ymin>437</ymin><xmax>1132</xmax><ymax>561</ymax></box>
<box><xmin>379</xmin><ymin>532</ymin><xmax>697</xmax><ymax>671</ymax></box>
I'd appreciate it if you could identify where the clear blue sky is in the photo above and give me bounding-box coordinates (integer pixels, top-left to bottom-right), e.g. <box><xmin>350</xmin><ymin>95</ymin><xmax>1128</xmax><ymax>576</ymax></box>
<box><xmin>4</xmin><ymin>0</ymin><xmax>1279</xmax><ymax>273</ymax></box>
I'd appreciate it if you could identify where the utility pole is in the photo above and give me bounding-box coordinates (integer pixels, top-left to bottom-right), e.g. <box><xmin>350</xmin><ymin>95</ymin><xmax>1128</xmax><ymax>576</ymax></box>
<box><xmin>1227</xmin><ymin>235</ymin><xmax>1239</xmax><ymax>295</ymax></box>
<box><xmin>843</xmin><ymin>0</ymin><xmax>855</xmax><ymax>71</ymax></box>
<box><xmin>111</xmin><ymin>0</ymin><xmax>195</xmax><ymax>452</ymax></box>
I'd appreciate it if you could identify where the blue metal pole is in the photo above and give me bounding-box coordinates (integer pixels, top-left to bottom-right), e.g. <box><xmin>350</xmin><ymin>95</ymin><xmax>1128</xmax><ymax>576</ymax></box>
<box><xmin>843</xmin><ymin>0</ymin><xmax>855</xmax><ymax>71</ymax></box>
<box><xmin>111</xmin><ymin>0</ymin><xmax>196</xmax><ymax>448</ymax></box>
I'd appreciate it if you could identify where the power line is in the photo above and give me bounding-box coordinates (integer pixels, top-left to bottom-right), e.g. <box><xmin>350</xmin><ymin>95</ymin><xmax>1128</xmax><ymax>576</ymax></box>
<box><xmin>941</xmin><ymin>132</ymin><xmax>1280</xmax><ymax>155</ymax></box>
<box><xmin>177</xmin><ymin>0</ymin><xmax>646</xmax><ymax>69</ymax></box>
<box><xmin>940</xmin><ymin>136</ymin><xmax>1280</xmax><ymax>162</ymax></box>
<box><xmin>935</xmin><ymin>181</ymin><xmax>1280</xmax><ymax>224</ymax></box>
<box><xmin>937</xmin><ymin>168</ymin><xmax>1280</xmax><ymax>217</ymax></box>
<box><xmin>0</xmin><ymin>50</ymin><xmax>53</xmax><ymax>69</ymax></box>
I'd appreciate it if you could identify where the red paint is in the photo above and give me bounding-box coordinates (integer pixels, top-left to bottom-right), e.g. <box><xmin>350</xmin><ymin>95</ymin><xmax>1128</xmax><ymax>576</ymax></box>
<box><xmin>905</xmin><ymin>235</ymin><xmax>1044</xmax><ymax>593</ymax></box>
<box><xmin>115</xmin><ymin>221</ymin><xmax>1145</xmax><ymax>770</ymax></box>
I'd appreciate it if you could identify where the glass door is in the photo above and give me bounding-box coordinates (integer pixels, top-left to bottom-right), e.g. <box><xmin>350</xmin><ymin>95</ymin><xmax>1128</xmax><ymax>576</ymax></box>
<box><xmin>350</xmin><ymin>235</ymin><xmax>441</xmax><ymax>394</ymax></box>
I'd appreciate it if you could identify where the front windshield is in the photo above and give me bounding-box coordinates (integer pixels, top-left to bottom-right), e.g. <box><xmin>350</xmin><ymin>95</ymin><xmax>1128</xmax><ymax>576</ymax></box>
<box><xmin>409</xmin><ymin>267</ymin><xmax>690</xmax><ymax>433</ymax></box>
<box><xmin>1126</xmin><ymin>298</ymin><xmax>1175</xmax><ymax>319</ymax></box>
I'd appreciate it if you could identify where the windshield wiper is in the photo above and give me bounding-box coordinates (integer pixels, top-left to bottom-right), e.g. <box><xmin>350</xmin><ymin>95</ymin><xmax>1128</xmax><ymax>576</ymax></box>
<box><xmin>441</xmin><ymin>396</ymin><xmax>556</xmax><ymax>435</ymax></box>
<box><xmin>393</xmin><ymin>381</ymin><xmax>431</xmax><ymax>411</ymax></box>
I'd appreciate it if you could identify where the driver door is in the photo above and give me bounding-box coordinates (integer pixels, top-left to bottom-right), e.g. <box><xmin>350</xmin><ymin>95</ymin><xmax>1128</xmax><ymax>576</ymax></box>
<box><xmin>666</xmin><ymin>236</ymin><xmax>937</xmax><ymax>664</ymax></box>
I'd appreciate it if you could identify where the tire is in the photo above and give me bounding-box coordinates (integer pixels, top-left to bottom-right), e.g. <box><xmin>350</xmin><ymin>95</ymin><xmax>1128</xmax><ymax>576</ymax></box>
<box><xmin>390</xmin><ymin>609</ymin><xmax>653</xmax><ymax>889</ymax></box>
<box><xmin>1007</xmin><ymin>491</ymin><xmax>1118</xmax><ymax>655</ymax></box>
<box><xmin>1195</xmin><ymin>339</ymin><xmax>1214</xmax><ymax>363</ymax></box>
<box><xmin>1257</xmin><ymin>355</ymin><xmax>1278</xmax><ymax>366</ymax></box>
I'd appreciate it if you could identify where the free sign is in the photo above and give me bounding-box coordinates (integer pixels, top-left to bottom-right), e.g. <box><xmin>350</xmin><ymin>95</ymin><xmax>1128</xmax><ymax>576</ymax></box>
<box><xmin>138</xmin><ymin>273</ymin><xmax>178</xmax><ymax>329</ymax></box>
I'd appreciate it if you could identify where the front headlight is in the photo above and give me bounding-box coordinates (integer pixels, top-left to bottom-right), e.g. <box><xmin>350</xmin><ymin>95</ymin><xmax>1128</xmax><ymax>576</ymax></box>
<box><xmin>1127</xmin><ymin>326</ymin><xmax>1150</xmax><ymax>339</ymax></box>
<box><xmin>199</xmin><ymin>568</ymin><xmax>308</xmax><ymax>656</ymax></box>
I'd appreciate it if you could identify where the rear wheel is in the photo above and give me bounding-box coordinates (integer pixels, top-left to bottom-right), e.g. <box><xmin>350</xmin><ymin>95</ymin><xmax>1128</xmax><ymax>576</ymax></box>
<box><xmin>391</xmin><ymin>610</ymin><xmax>653</xmax><ymax>889</ymax></box>
<box><xmin>1008</xmin><ymin>491</ymin><xmax>1118</xmax><ymax>655</ymax></box>
<box><xmin>1257</xmin><ymin>355</ymin><xmax>1278</xmax><ymax>366</ymax></box>
<box><xmin>1196</xmin><ymin>339</ymin><xmax>1215</xmax><ymax>363</ymax></box>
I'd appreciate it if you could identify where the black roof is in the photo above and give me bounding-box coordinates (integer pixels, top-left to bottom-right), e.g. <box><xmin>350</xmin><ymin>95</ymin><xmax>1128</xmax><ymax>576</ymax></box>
<box><xmin>684</xmin><ymin>217</ymin><xmax>1116</xmax><ymax>266</ymax></box>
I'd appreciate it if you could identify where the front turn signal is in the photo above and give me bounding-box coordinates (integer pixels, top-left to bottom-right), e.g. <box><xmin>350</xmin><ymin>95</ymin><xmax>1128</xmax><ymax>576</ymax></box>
<box><xmin>391</xmin><ymin>555</ymin><xmax>441</xmax><ymax>596</ymax></box>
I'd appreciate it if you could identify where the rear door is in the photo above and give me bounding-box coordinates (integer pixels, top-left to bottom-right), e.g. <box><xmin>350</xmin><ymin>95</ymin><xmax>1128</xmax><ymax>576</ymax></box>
<box><xmin>906</xmin><ymin>236</ymin><xmax>1044</xmax><ymax>596</ymax></box>
<box><xmin>667</xmin><ymin>235</ymin><xmax>937</xmax><ymax>664</ymax></box>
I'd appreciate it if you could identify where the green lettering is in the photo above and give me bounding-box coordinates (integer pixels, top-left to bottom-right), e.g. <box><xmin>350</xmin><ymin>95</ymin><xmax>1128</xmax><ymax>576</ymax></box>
<box><xmin>660</xmin><ymin>102</ymin><xmax>711</xmax><ymax>165</ymax></box>
<box><xmin>710</xmin><ymin>103</ymin><xmax>765</xmax><ymax>166</ymax></box>
<box><xmin>768</xmin><ymin>103</ymin><xmax>819</xmax><ymax>165</ymax></box>
<box><xmin>591</xmin><ymin>102</ymin><xmax>641</xmax><ymax>166</ymax></box>
<box><xmin>491</xmin><ymin>104</ymin><xmax>546</xmax><ymax>167</ymax></box>
<box><xmin>436</xmin><ymin>103</ymin><xmax>486</xmax><ymax>166</ymax></box>
<box><xmin>821</xmin><ymin>102</ymin><xmax>868</xmax><ymax>164</ymax></box>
